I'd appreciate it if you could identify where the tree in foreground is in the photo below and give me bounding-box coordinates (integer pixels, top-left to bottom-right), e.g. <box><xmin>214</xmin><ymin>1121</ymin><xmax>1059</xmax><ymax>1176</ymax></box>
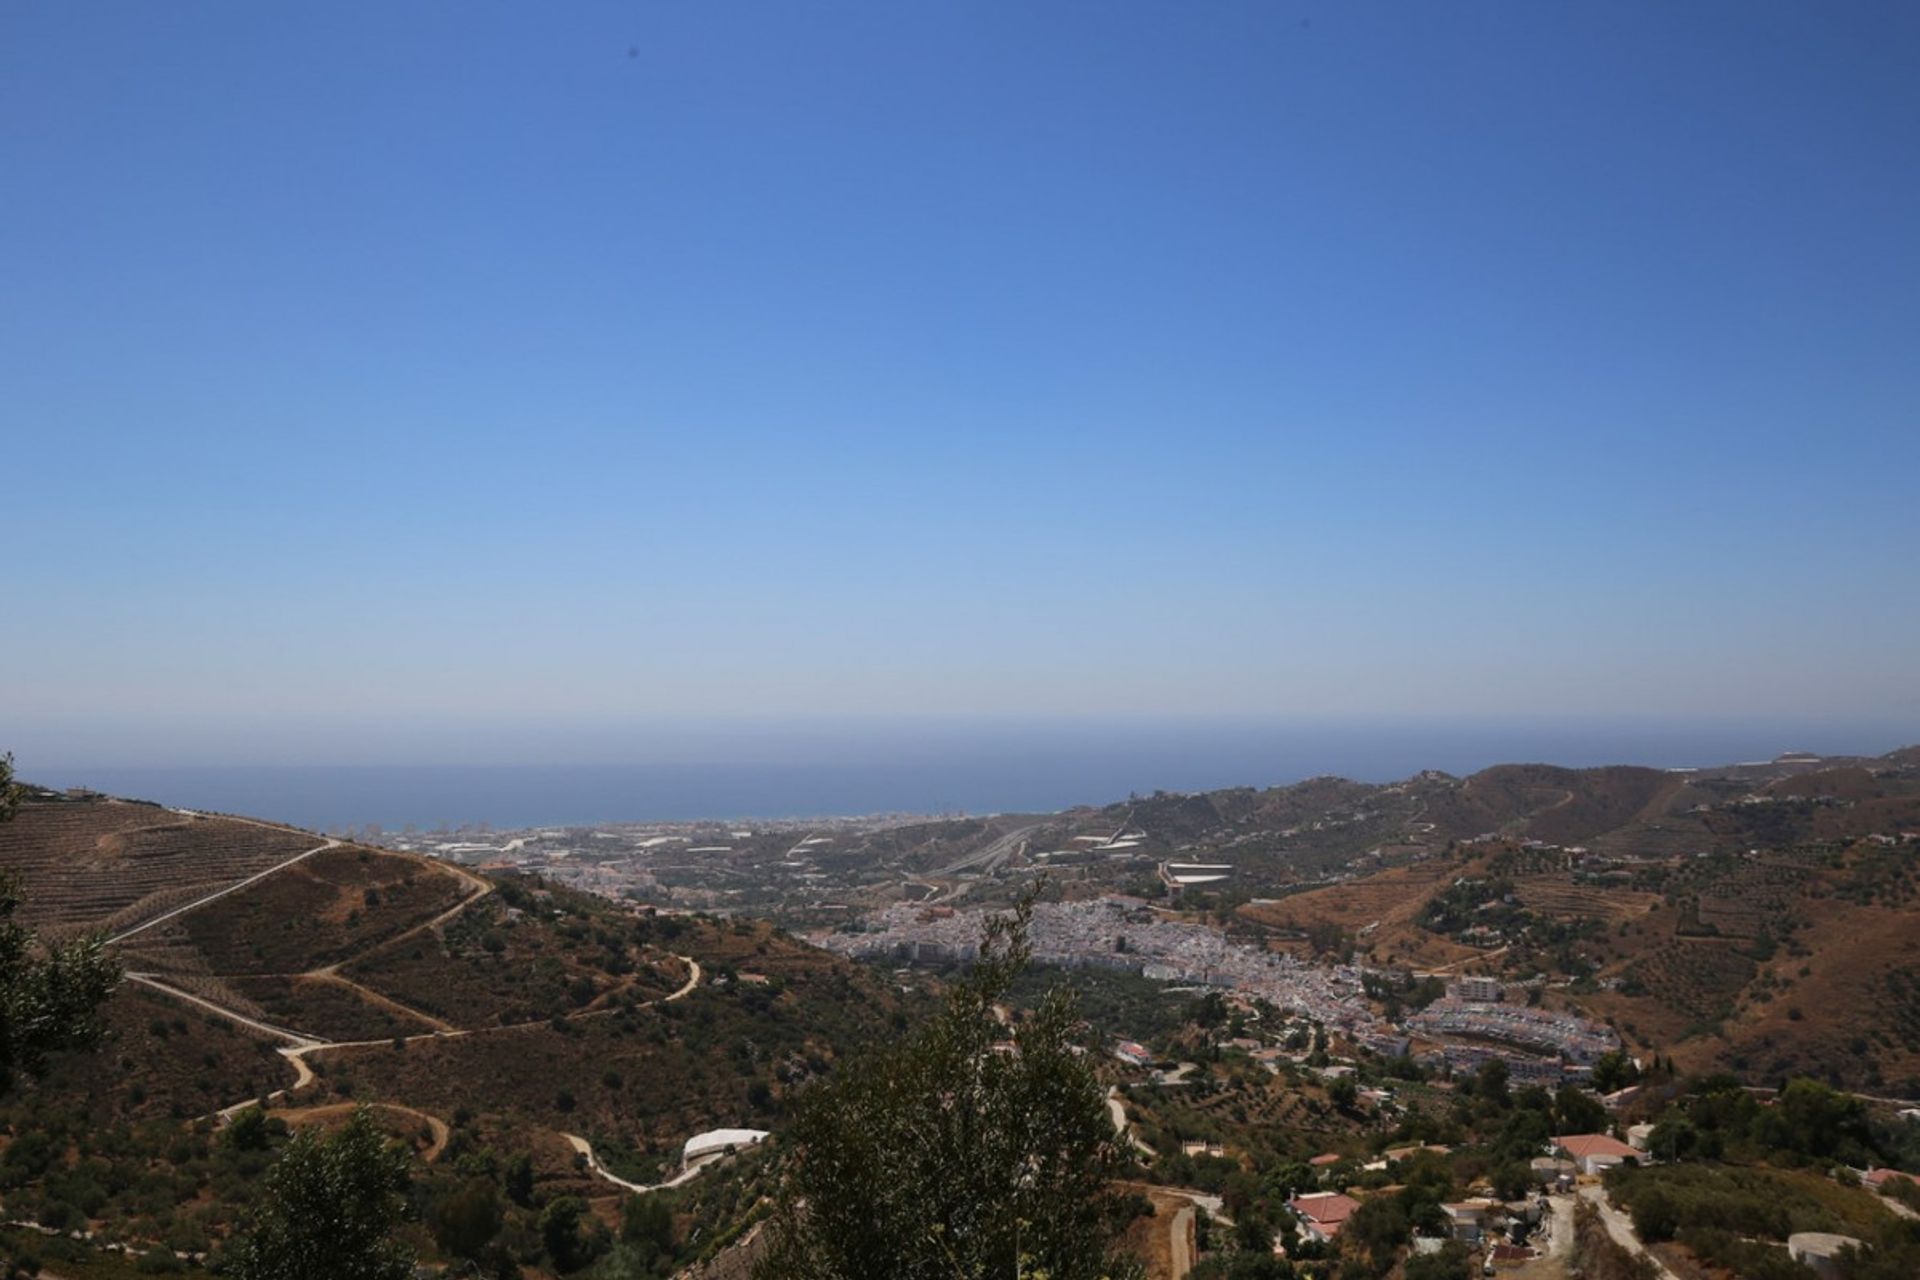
<box><xmin>226</xmin><ymin>1107</ymin><xmax>415</xmax><ymax>1280</ymax></box>
<box><xmin>0</xmin><ymin>752</ymin><xmax>121</xmax><ymax>1097</ymax></box>
<box><xmin>754</xmin><ymin>896</ymin><xmax>1145</xmax><ymax>1280</ymax></box>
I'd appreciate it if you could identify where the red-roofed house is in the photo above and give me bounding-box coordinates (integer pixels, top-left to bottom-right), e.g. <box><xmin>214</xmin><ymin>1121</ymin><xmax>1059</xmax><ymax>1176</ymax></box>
<box><xmin>1864</xmin><ymin>1168</ymin><xmax>1919</xmax><ymax>1191</ymax></box>
<box><xmin>1553</xmin><ymin>1133</ymin><xmax>1639</xmax><ymax>1175</ymax></box>
<box><xmin>1309</xmin><ymin>1152</ymin><xmax>1343</xmax><ymax>1168</ymax></box>
<box><xmin>1289</xmin><ymin>1192</ymin><xmax>1361</xmax><ymax>1243</ymax></box>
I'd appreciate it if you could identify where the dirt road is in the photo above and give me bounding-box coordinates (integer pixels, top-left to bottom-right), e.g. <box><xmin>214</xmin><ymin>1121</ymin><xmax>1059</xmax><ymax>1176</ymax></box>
<box><xmin>125</xmin><ymin>972</ymin><xmax>324</xmax><ymax>1047</ymax></box>
<box><xmin>105</xmin><ymin>833</ymin><xmax>708</xmax><ymax>1137</ymax></box>
<box><xmin>271</xmin><ymin>1101</ymin><xmax>451</xmax><ymax>1161</ymax></box>
<box><xmin>563</xmin><ymin>1133</ymin><xmax>721</xmax><ymax>1195</ymax></box>
<box><xmin>1168</xmin><ymin>1204</ymin><xmax>1194</xmax><ymax>1280</ymax></box>
<box><xmin>1581</xmin><ymin>1185</ymin><xmax>1680</xmax><ymax>1280</ymax></box>
<box><xmin>107</xmin><ymin>839</ymin><xmax>339</xmax><ymax>944</ymax></box>
<box><xmin>1106</xmin><ymin>1087</ymin><xmax>1156</xmax><ymax>1157</ymax></box>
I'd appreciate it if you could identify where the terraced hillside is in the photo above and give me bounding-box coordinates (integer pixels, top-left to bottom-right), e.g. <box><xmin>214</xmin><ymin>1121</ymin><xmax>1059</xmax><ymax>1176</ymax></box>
<box><xmin>119</xmin><ymin>843</ymin><xmax>480</xmax><ymax>977</ymax></box>
<box><xmin>0</xmin><ymin>794</ymin><xmax>317</xmax><ymax>938</ymax></box>
<box><xmin>340</xmin><ymin>883</ymin><xmax>684</xmax><ymax>1028</ymax></box>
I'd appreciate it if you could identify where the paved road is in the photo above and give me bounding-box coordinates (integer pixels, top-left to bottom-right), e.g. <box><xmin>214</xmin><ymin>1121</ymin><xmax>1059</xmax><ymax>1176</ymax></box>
<box><xmin>937</xmin><ymin>825</ymin><xmax>1039</xmax><ymax>877</ymax></box>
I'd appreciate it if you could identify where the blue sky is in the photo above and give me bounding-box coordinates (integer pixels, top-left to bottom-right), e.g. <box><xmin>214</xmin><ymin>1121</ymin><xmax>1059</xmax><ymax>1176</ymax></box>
<box><xmin>4</xmin><ymin>3</ymin><xmax>1918</xmax><ymax>766</ymax></box>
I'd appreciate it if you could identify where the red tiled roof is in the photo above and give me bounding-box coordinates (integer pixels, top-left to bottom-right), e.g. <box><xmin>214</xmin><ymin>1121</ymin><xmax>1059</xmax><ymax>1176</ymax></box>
<box><xmin>1865</xmin><ymin>1168</ymin><xmax>1919</xmax><ymax>1188</ymax></box>
<box><xmin>1309</xmin><ymin>1152</ymin><xmax>1343</xmax><ymax>1166</ymax></box>
<box><xmin>1291</xmin><ymin>1192</ymin><xmax>1360</xmax><ymax>1226</ymax></box>
<box><xmin>1553</xmin><ymin>1133</ymin><xmax>1638</xmax><ymax>1160</ymax></box>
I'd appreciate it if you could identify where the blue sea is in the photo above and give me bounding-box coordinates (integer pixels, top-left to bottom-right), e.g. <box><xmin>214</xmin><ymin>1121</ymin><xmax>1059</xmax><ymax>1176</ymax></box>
<box><xmin>23</xmin><ymin>716</ymin><xmax>1916</xmax><ymax>833</ymax></box>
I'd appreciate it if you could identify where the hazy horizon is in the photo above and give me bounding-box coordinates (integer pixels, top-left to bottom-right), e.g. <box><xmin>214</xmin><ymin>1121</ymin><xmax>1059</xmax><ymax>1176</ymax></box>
<box><xmin>6</xmin><ymin>4</ymin><xmax>1918</xmax><ymax>751</ymax></box>
<box><xmin>17</xmin><ymin>714</ymin><xmax>1915</xmax><ymax>830</ymax></box>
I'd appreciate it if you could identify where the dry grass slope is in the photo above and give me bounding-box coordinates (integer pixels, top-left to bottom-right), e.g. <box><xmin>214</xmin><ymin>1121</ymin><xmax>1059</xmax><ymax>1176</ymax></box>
<box><xmin>0</xmin><ymin>797</ymin><xmax>315</xmax><ymax>937</ymax></box>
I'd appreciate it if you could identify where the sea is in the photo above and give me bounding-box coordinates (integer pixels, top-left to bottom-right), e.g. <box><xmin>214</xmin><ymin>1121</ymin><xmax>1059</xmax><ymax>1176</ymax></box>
<box><xmin>21</xmin><ymin>716</ymin><xmax>1916</xmax><ymax>833</ymax></box>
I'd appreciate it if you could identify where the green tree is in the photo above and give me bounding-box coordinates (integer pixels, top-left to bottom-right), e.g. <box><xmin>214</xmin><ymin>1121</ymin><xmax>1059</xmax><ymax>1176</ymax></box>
<box><xmin>1762</xmin><ymin>1077</ymin><xmax>1870</xmax><ymax>1161</ymax></box>
<box><xmin>226</xmin><ymin>1108</ymin><xmax>415</xmax><ymax>1280</ymax></box>
<box><xmin>0</xmin><ymin>754</ymin><xmax>121</xmax><ymax>1096</ymax></box>
<box><xmin>540</xmin><ymin>1195</ymin><xmax>602</xmax><ymax>1273</ymax></box>
<box><xmin>1629</xmin><ymin>1186</ymin><xmax>1677</xmax><ymax>1244</ymax></box>
<box><xmin>620</xmin><ymin>1193</ymin><xmax>673</xmax><ymax>1257</ymax></box>
<box><xmin>224</xmin><ymin>1105</ymin><xmax>276</xmax><ymax>1152</ymax></box>
<box><xmin>1403</xmin><ymin>1241</ymin><xmax>1471</xmax><ymax>1280</ymax></box>
<box><xmin>1473</xmin><ymin>1058</ymin><xmax>1510</xmax><ymax>1109</ymax></box>
<box><xmin>588</xmin><ymin>1194</ymin><xmax>674</xmax><ymax>1279</ymax></box>
<box><xmin>1590</xmin><ymin>1051</ymin><xmax>1640</xmax><ymax>1094</ymax></box>
<box><xmin>1553</xmin><ymin>1084</ymin><xmax>1608</xmax><ymax>1136</ymax></box>
<box><xmin>1491</xmin><ymin>1160</ymin><xmax>1532</xmax><ymax>1202</ymax></box>
<box><xmin>754</xmin><ymin>896</ymin><xmax>1145</xmax><ymax>1280</ymax></box>
<box><xmin>503</xmin><ymin>1151</ymin><xmax>535</xmax><ymax>1206</ymax></box>
<box><xmin>1234</xmin><ymin>1209</ymin><xmax>1274</xmax><ymax>1254</ymax></box>
<box><xmin>430</xmin><ymin>1177</ymin><xmax>503</xmax><ymax>1260</ymax></box>
<box><xmin>1341</xmin><ymin>1195</ymin><xmax>1409</xmax><ymax>1274</ymax></box>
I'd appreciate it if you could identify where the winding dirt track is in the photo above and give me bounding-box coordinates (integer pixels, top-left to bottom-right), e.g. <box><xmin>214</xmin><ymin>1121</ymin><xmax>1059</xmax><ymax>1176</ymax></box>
<box><xmin>125</xmin><ymin>972</ymin><xmax>324</xmax><ymax>1048</ymax></box>
<box><xmin>187</xmin><ymin>950</ymin><xmax>705</xmax><ymax>1124</ymax></box>
<box><xmin>561</xmin><ymin>1133</ymin><xmax>718</xmax><ymax>1195</ymax></box>
<box><xmin>106</xmin><ymin>838</ymin><xmax>340</xmax><ymax>945</ymax></box>
<box><xmin>304</xmin><ymin>971</ymin><xmax>455</xmax><ymax>1033</ymax></box>
<box><xmin>104</xmin><ymin>837</ymin><xmax>704</xmax><ymax>1127</ymax></box>
<box><xmin>1105</xmin><ymin>1087</ymin><xmax>1156</xmax><ymax>1157</ymax></box>
<box><xmin>271</xmin><ymin>1101</ymin><xmax>452</xmax><ymax>1161</ymax></box>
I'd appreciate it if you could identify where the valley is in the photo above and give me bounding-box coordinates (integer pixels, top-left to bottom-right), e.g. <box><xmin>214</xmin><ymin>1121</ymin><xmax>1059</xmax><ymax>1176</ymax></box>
<box><xmin>3</xmin><ymin>744</ymin><xmax>1920</xmax><ymax>1279</ymax></box>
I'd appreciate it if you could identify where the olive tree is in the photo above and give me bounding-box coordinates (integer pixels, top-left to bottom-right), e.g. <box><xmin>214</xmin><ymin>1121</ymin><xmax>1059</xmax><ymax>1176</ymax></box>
<box><xmin>755</xmin><ymin>897</ymin><xmax>1145</xmax><ymax>1280</ymax></box>
<box><xmin>226</xmin><ymin>1107</ymin><xmax>415</xmax><ymax>1280</ymax></box>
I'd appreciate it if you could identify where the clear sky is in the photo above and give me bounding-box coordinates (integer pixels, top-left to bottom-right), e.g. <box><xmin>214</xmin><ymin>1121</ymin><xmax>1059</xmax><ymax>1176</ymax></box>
<box><xmin>4</xmin><ymin>3</ymin><xmax>1917</xmax><ymax>767</ymax></box>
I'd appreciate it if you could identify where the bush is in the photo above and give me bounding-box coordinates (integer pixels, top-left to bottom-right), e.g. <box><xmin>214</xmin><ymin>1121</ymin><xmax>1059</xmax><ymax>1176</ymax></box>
<box><xmin>1404</xmin><ymin>1241</ymin><xmax>1472</xmax><ymax>1280</ymax></box>
<box><xmin>135</xmin><ymin>1246</ymin><xmax>184</xmax><ymax>1273</ymax></box>
<box><xmin>429</xmin><ymin>1178</ymin><xmax>502</xmax><ymax>1260</ymax></box>
<box><xmin>1631</xmin><ymin>1187</ymin><xmax>1678</xmax><ymax>1243</ymax></box>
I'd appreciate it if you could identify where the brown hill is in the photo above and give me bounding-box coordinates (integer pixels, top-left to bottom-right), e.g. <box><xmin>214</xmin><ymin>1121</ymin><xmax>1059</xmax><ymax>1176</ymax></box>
<box><xmin>1415</xmin><ymin>763</ymin><xmax>1684</xmax><ymax>845</ymax></box>
<box><xmin>0</xmin><ymin>791</ymin><xmax>915</xmax><ymax>1276</ymax></box>
<box><xmin>0</xmin><ymin>794</ymin><xmax>317</xmax><ymax>937</ymax></box>
<box><xmin>1245</xmin><ymin>815</ymin><xmax>1920</xmax><ymax>1093</ymax></box>
<box><xmin>119</xmin><ymin>843</ymin><xmax>479</xmax><ymax>978</ymax></box>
